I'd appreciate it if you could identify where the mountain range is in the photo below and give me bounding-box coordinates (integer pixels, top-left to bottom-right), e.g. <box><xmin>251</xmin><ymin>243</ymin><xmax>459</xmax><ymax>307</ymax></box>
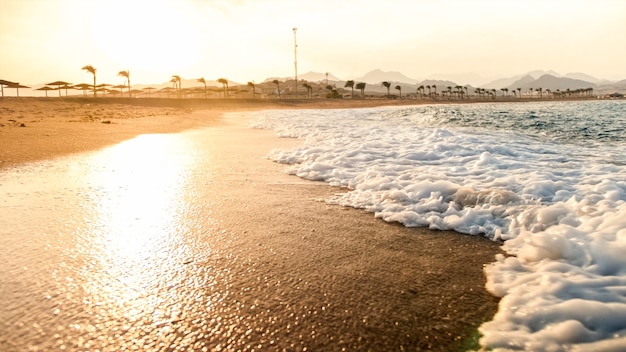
<box><xmin>282</xmin><ymin>69</ymin><xmax>625</xmax><ymax>95</ymax></box>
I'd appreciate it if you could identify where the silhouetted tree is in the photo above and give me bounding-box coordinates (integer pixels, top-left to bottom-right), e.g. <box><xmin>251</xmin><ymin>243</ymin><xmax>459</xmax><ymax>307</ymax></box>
<box><xmin>344</xmin><ymin>80</ymin><xmax>355</xmax><ymax>98</ymax></box>
<box><xmin>382</xmin><ymin>81</ymin><xmax>391</xmax><ymax>96</ymax></box>
<box><xmin>171</xmin><ymin>75</ymin><xmax>182</xmax><ymax>98</ymax></box>
<box><xmin>395</xmin><ymin>85</ymin><xmax>402</xmax><ymax>98</ymax></box>
<box><xmin>82</xmin><ymin>65</ymin><xmax>97</xmax><ymax>97</ymax></box>
<box><xmin>272</xmin><ymin>79</ymin><xmax>281</xmax><ymax>98</ymax></box>
<box><xmin>355</xmin><ymin>82</ymin><xmax>366</xmax><ymax>98</ymax></box>
<box><xmin>217</xmin><ymin>78</ymin><xmax>229</xmax><ymax>98</ymax></box>
<box><xmin>118</xmin><ymin>70</ymin><xmax>130</xmax><ymax>97</ymax></box>
<box><xmin>247</xmin><ymin>81</ymin><xmax>256</xmax><ymax>98</ymax></box>
<box><xmin>197</xmin><ymin>78</ymin><xmax>208</xmax><ymax>98</ymax></box>
<box><xmin>302</xmin><ymin>83</ymin><xmax>312</xmax><ymax>99</ymax></box>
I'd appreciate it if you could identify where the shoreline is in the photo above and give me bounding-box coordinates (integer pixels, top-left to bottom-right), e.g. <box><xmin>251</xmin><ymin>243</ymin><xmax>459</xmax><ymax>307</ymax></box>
<box><xmin>0</xmin><ymin>96</ymin><xmax>602</xmax><ymax>169</ymax></box>
<box><xmin>0</xmin><ymin>97</ymin><xmax>504</xmax><ymax>350</ymax></box>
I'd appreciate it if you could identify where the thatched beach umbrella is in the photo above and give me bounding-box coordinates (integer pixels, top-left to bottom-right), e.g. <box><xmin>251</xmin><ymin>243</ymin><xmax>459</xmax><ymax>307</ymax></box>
<box><xmin>36</xmin><ymin>86</ymin><xmax>55</xmax><ymax>97</ymax></box>
<box><xmin>59</xmin><ymin>84</ymin><xmax>73</xmax><ymax>96</ymax></box>
<box><xmin>96</xmin><ymin>84</ymin><xmax>112</xmax><ymax>96</ymax></box>
<box><xmin>0</xmin><ymin>79</ymin><xmax>18</xmax><ymax>97</ymax></box>
<box><xmin>6</xmin><ymin>83</ymin><xmax>30</xmax><ymax>97</ymax></box>
<box><xmin>46</xmin><ymin>81</ymin><xmax>71</xmax><ymax>97</ymax></box>
<box><xmin>142</xmin><ymin>87</ymin><xmax>156</xmax><ymax>97</ymax></box>
<box><xmin>73</xmin><ymin>83</ymin><xmax>92</xmax><ymax>96</ymax></box>
<box><xmin>112</xmin><ymin>84</ymin><xmax>127</xmax><ymax>95</ymax></box>
<box><xmin>158</xmin><ymin>86</ymin><xmax>176</xmax><ymax>98</ymax></box>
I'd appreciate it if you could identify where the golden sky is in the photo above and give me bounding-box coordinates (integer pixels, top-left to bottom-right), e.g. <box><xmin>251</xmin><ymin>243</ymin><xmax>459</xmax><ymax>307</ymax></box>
<box><xmin>1</xmin><ymin>0</ymin><xmax>625</xmax><ymax>86</ymax></box>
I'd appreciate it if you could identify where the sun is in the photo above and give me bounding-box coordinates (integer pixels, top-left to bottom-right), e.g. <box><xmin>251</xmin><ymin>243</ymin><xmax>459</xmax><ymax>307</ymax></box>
<box><xmin>90</xmin><ymin>1</ymin><xmax>201</xmax><ymax>74</ymax></box>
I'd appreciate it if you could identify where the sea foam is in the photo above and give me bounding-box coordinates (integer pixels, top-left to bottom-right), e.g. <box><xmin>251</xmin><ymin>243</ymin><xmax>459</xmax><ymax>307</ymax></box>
<box><xmin>248</xmin><ymin>100</ymin><xmax>626</xmax><ymax>351</ymax></box>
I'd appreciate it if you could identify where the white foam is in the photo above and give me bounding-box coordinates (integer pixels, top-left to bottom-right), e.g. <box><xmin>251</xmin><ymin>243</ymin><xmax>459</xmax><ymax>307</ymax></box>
<box><xmin>248</xmin><ymin>102</ymin><xmax>626</xmax><ymax>350</ymax></box>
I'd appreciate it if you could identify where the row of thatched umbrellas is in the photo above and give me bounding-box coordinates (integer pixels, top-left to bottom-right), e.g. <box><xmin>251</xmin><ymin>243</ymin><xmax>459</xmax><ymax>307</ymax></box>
<box><xmin>0</xmin><ymin>79</ymin><xmax>155</xmax><ymax>98</ymax></box>
<box><xmin>0</xmin><ymin>79</ymin><xmax>248</xmax><ymax>98</ymax></box>
<box><xmin>0</xmin><ymin>79</ymin><xmax>31</xmax><ymax>97</ymax></box>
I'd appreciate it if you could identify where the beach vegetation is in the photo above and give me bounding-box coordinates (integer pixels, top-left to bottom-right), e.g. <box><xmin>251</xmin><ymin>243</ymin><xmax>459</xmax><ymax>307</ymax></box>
<box><xmin>382</xmin><ymin>81</ymin><xmax>391</xmax><ymax>96</ymax></box>
<box><xmin>171</xmin><ymin>75</ymin><xmax>182</xmax><ymax>98</ymax></box>
<box><xmin>247</xmin><ymin>81</ymin><xmax>256</xmax><ymax>98</ymax></box>
<box><xmin>356</xmin><ymin>82</ymin><xmax>366</xmax><ymax>98</ymax></box>
<box><xmin>302</xmin><ymin>83</ymin><xmax>312</xmax><ymax>99</ymax></box>
<box><xmin>272</xmin><ymin>79</ymin><xmax>281</xmax><ymax>99</ymax></box>
<box><xmin>117</xmin><ymin>70</ymin><xmax>130</xmax><ymax>97</ymax></box>
<box><xmin>218</xmin><ymin>78</ymin><xmax>229</xmax><ymax>98</ymax></box>
<box><xmin>344</xmin><ymin>80</ymin><xmax>355</xmax><ymax>98</ymax></box>
<box><xmin>198</xmin><ymin>78</ymin><xmax>208</xmax><ymax>98</ymax></box>
<box><xmin>81</xmin><ymin>65</ymin><xmax>97</xmax><ymax>97</ymax></box>
<box><xmin>395</xmin><ymin>84</ymin><xmax>402</xmax><ymax>98</ymax></box>
<box><xmin>417</xmin><ymin>85</ymin><xmax>425</xmax><ymax>99</ymax></box>
<box><xmin>325</xmin><ymin>84</ymin><xmax>341</xmax><ymax>99</ymax></box>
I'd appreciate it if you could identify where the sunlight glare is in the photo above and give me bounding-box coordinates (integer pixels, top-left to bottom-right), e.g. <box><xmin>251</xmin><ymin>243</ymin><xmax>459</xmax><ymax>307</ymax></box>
<box><xmin>80</xmin><ymin>133</ymin><xmax>197</xmax><ymax>319</ymax></box>
<box><xmin>90</xmin><ymin>1</ymin><xmax>202</xmax><ymax>72</ymax></box>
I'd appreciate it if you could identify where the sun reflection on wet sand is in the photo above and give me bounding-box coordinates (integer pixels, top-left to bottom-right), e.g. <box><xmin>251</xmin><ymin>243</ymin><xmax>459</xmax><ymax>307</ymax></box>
<box><xmin>1</xmin><ymin>131</ymin><xmax>222</xmax><ymax>350</ymax></box>
<box><xmin>80</xmin><ymin>134</ymin><xmax>202</xmax><ymax>326</ymax></box>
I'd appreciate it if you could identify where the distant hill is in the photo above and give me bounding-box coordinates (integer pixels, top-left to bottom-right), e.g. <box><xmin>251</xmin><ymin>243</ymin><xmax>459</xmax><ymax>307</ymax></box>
<box><xmin>417</xmin><ymin>79</ymin><xmax>459</xmax><ymax>88</ymax></box>
<box><xmin>509</xmin><ymin>74</ymin><xmax>596</xmax><ymax>91</ymax></box>
<box><xmin>425</xmin><ymin>72</ymin><xmax>488</xmax><ymax>86</ymax></box>
<box><xmin>564</xmin><ymin>72</ymin><xmax>607</xmax><ymax>85</ymax></box>
<box><xmin>355</xmin><ymin>69</ymin><xmax>418</xmax><ymax>84</ymax></box>
<box><xmin>298</xmin><ymin>71</ymin><xmax>341</xmax><ymax>82</ymax></box>
<box><xmin>504</xmin><ymin>75</ymin><xmax>536</xmax><ymax>90</ymax></box>
<box><xmin>526</xmin><ymin>69</ymin><xmax>562</xmax><ymax>79</ymax></box>
<box><xmin>594</xmin><ymin>80</ymin><xmax>626</xmax><ymax>95</ymax></box>
<box><xmin>263</xmin><ymin>71</ymin><xmax>341</xmax><ymax>83</ymax></box>
<box><xmin>483</xmin><ymin>75</ymin><xmax>526</xmax><ymax>89</ymax></box>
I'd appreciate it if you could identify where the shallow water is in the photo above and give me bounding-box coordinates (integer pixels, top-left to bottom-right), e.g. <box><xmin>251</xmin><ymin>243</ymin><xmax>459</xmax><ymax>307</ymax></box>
<box><xmin>0</xmin><ymin>133</ymin><xmax>221</xmax><ymax>350</ymax></box>
<box><xmin>252</xmin><ymin>100</ymin><xmax>626</xmax><ymax>351</ymax></box>
<box><xmin>1</xmin><ymin>120</ymin><xmax>498</xmax><ymax>352</ymax></box>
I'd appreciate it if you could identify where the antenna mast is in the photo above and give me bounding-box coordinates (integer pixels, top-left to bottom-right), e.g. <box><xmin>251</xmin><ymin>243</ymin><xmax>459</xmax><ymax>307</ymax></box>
<box><xmin>293</xmin><ymin>27</ymin><xmax>298</xmax><ymax>97</ymax></box>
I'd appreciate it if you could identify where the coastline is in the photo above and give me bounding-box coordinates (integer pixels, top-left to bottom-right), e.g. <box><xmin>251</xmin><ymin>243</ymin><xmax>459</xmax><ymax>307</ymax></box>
<box><xmin>0</xmin><ymin>97</ymin><xmax>503</xmax><ymax>350</ymax></box>
<box><xmin>0</xmin><ymin>96</ymin><xmax>601</xmax><ymax>168</ymax></box>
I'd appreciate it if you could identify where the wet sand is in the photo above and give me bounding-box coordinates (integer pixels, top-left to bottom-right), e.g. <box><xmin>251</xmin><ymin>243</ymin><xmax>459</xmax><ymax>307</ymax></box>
<box><xmin>0</xmin><ymin>97</ymin><xmax>502</xmax><ymax>351</ymax></box>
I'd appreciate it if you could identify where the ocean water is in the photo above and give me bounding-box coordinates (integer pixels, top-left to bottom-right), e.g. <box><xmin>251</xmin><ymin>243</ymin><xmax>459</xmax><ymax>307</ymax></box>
<box><xmin>251</xmin><ymin>100</ymin><xmax>626</xmax><ymax>351</ymax></box>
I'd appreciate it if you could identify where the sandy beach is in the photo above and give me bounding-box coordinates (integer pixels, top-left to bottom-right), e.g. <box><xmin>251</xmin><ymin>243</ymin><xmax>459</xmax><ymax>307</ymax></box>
<box><xmin>0</xmin><ymin>97</ymin><xmax>502</xmax><ymax>351</ymax></box>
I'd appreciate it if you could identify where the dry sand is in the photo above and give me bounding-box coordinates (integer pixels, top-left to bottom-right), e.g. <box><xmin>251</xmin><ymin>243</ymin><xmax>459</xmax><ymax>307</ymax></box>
<box><xmin>0</xmin><ymin>97</ymin><xmax>502</xmax><ymax>351</ymax></box>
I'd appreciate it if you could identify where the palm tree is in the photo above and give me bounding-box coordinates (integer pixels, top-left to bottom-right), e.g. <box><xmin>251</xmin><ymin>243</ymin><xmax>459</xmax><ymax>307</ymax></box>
<box><xmin>355</xmin><ymin>82</ymin><xmax>366</xmax><ymax>98</ymax></box>
<box><xmin>217</xmin><ymin>78</ymin><xmax>228</xmax><ymax>98</ymax></box>
<box><xmin>432</xmin><ymin>84</ymin><xmax>437</xmax><ymax>95</ymax></box>
<box><xmin>382</xmin><ymin>81</ymin><xmax>391</xmax><ymax>96</ymax></box>
<box><xmin>171</xmin><ymin>75</ymin><xmax>182</xmax><ymax>98</ymax></box>
<box><xmin>82</xmin><ymin>65</ymin><xmax>97</xmax><ymax>97</ymax></box>
<box><xmin>417</xmin><ymin>85</ymin><xmax>424</xmax><ymax>99</ymax></box>
<box><xmin>302</xmin><ymin>83</ymin><xmax>312</xmax><ymax>99</ymax></box>
<box><xmin>118</xmin><ymin>70</ymin><xmax>130</xmax><ymax>97</ymax></box>
<box><xmin>198</xmin><ymin>78</ymin><xmax>208</xmax><ymax>98</ymax></box>
<box><xmin>247</xmin><ymin>81</ymin><xmax>256</xmax><ymax>98</ymax></box>
<box><xmin>272</xmin><ymin>79</ymin><xmax>281</xmax><ymax>98</ymax></box>
<box><xmin>395</xmin><ymin>85</ymin><xmax>402</xmax><ymax>98</ymax></box>
<box><xmin>536</xmin><ymin>87</ymin><xmax>543</xmax><ymax>99</ymax></box>
<box><xmin>344</xmin><ymin>80</ymin><xmax>355</xmax><ymax>98</ymax></box>
<box><xmin>491</xmin><ymin>88</ymin><xmax>496</xmax><ymax>99</ymax></box>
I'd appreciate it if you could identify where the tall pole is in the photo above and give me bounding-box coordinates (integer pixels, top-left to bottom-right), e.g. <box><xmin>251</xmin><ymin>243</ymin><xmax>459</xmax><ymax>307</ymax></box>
<box><xmin>293</xmin><ymin>27</ymin><xmax>298</xmax><ymax>98</ymax></box>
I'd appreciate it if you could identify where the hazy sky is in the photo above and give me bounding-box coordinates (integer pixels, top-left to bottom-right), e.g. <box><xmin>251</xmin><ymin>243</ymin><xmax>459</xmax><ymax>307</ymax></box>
<box><xmin>1</xmin><ymin>0</ymin><xmax>625</xmax><ymax>86</ymax></box>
